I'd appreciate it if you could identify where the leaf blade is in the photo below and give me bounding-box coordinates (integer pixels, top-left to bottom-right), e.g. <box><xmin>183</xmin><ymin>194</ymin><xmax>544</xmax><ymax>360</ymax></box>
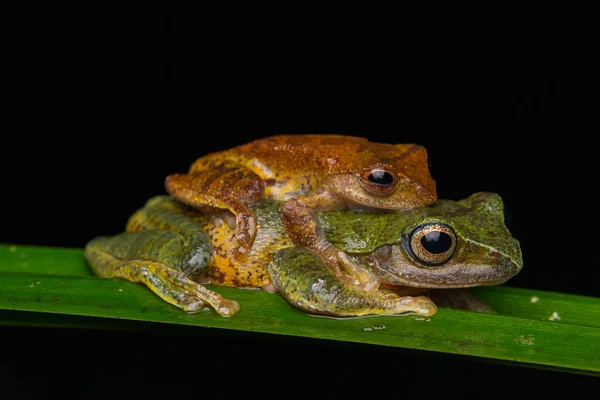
<box><xmin>1</xmin><ymin>244</ymin><xmax>599</xmax><ymax>375</ymax></box>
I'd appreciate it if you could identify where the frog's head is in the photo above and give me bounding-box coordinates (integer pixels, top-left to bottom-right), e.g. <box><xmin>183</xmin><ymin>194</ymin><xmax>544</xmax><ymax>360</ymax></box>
<box><xmin>319</xmin><ymin>192</ymin><xmax>523</xmax><ymax>288</ymax></box>
<box><xmin>322</xmin><ymin>144</ymin><xmax>438</xmax><ymax>210</ymax></box>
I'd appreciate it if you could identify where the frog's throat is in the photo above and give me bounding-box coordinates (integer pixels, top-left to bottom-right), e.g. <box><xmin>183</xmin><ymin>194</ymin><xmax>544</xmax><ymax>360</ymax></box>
<box><xmin>372</xmin><ymin>269</ymin><xmax>513</xmax><ymax>289</ymax></box>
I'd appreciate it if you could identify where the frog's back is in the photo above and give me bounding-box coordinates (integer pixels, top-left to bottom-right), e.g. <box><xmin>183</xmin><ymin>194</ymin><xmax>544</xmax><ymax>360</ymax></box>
<box><xmin>190</xmin><ymin>134</ymin><xmax>429</xmax><ymax>200</ymax></box>
<box><xmin>191</xmin><ymin>134</ymin><xmax>422</xmax><ymax>176</ymax></box>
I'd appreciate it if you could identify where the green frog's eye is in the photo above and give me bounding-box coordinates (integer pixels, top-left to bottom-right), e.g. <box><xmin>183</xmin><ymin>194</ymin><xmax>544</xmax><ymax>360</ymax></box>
<box><xmin>408</xmin><ymin>223</ymin><xmax>457</xmax><ymax>266</ymax></box>
<box><xmin>360</xmin><ymin>166</ymin><xmax>398</xmax><ymax>195</ymax></box>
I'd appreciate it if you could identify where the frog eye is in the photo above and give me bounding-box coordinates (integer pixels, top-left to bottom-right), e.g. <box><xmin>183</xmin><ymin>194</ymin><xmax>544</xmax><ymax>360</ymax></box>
<box><xmin>360</xmin><ymin>166</ymin><xmax>398</xmax><ymax>195</ymax></box>
<box><xmin>407</xmin><ymin>223</ymin><xmax>457</xmax><ymax>266</ymax></box>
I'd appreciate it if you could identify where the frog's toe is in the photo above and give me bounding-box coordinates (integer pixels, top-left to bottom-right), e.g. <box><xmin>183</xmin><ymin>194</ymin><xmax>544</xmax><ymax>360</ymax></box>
<box><xmin>215</xmin><ymin>299</ymin><xmax>241</xmax><ymax>317</ymax></box>
<box><xmin>333</xmin><ymin>250</ymin><xmax>381</xmax><ymax>292</ymax></box>
<box><xmin>235</xmin><ymin>211</ymin><xmax>257</xmax><ymax>250</ymax></box>
<box><xmin>260</xmin><ymin>282</ymin><xmax>278</xmax><ymax>293</ymax></box>
<box><xmin>182</xmin><ymin>295</ymin><xmax>239</xmax><ymax>317</ymax></box>
<box><xmin>396</xmin><ymin>295</ymin><xmax>438</xmax><ymax>316</ymax></box>
<box><xmin>153</xmin><ymin>268</ymin><xmax>240</xmax><ymax>317</ymax></box>
<box><xmin>159</xmin><ymin>272</ymin><xmax>240</xmax><ymax>317</ymax></box>
<box><xmin>179</xmin><ymin>296</ymin><xmax>207</xmax><ymax>313</ymax></box>
<box><xmin>180</xmin><ymin>296</ymin><xmax>238</xmax><ymax>316</ymax></box>
<box><xmin>137</xmin><ymin>267</ymin><xmax>212</xmax><ymax>313</ymax></box>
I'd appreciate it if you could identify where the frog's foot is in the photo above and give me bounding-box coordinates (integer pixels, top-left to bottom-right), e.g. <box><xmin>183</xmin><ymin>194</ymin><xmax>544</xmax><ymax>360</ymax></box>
<box><xmin>165</xmin><ymin>168</ymin><xmax>264</xmax><ymax>250</ymax></box>
<box><xmin>268</xmin><ymin>247</ymin><xmax>437</xmax><ymax>317</ymax></box>
<box><xmin>85</xmin><ymin>248</ymin><xmax>240</xmax><ymax>317</ymax></box>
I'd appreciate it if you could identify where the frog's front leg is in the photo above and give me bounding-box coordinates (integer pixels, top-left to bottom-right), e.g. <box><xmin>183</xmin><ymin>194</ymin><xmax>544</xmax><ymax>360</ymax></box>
<box><xmin>279</xmin><ymin>193</ymin><xmax>380</xmax><ymax>292</ymax></box>
<box><xmin>84</xmin><ymin>231</ymin><xmax>240</xmax><ymax>317</ymax></box>
<box><xmin>268</xmin><ymin>247</ymin><xmax>437</xmax><ymax>317</ymax></box>
<box><xmin>165</xmin><ymin>165</ymin><xmax>265</xmax><ymax>251</ymax></box>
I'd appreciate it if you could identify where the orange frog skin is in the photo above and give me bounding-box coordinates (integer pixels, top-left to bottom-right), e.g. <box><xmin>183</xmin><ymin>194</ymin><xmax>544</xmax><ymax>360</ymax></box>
<box><xmin>165</xmin><ymin>134</ymin><xmax>437</xmax><ymax>290</ymax></box>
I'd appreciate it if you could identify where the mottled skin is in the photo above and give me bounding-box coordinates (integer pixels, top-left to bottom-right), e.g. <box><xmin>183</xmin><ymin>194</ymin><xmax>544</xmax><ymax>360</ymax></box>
<box><xmin>84</xmin><ymin>192</ymin><xmax>522</xmax><ymax>318</ymax></box>
<box><xmin>165</xmin><ymin>134</ymin><xmax>437</xmax><ymax>289</ymax></box>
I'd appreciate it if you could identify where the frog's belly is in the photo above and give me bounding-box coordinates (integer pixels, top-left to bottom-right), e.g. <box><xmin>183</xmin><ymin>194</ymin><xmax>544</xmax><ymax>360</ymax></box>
<box><xmin>201</xmin><ymin>217</ymin><xmax>291</xmax><ymax>289</ymax></box>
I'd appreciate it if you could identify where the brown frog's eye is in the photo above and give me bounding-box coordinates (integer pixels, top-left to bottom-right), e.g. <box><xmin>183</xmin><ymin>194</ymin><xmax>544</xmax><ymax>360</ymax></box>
<box><xmin>360</xmin><ymin>166</ymin><xmax>398</xmax><ymax>195</ymax></box>
<box><xmin>408</xmin><ymin>223</ymin><xmax>457</xmax><ymax>266</ymax></box>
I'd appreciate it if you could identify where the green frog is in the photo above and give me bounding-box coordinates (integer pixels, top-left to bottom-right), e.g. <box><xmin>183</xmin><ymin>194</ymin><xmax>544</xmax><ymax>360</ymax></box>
<box><xmin>84</xmin><ymin>192</ymin><xmax>522</xmax><ymax>318</ymax></box>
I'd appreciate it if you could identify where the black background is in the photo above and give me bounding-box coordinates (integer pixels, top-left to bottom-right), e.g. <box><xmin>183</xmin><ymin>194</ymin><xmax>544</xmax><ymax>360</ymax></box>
<box><xmin>2</xmin><ymin>5</ymin><xmax>598</xmax><ymax>398</ymax></box>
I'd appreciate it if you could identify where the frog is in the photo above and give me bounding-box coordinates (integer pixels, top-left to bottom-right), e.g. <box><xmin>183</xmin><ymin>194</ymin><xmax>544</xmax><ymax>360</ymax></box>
<box><xmin>84</xmin><ymin>191</ymin><xmax>522</xmax><ymax>318</ymax></box>
<box><xmin>164</xmin><ymin>134</ymin><xmax>438</xmax><ymax>290</ymax></box>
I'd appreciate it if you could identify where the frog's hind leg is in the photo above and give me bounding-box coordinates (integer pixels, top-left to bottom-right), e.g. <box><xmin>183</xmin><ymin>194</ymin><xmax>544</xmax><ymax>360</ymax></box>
<box><xmin>268</xmin><ymin>247</ymin><xmax>437</xmax><ymax>317</ymax></box>
<box><xmin>165</xmin><ymin>166</ymin><xmax>265</xmax><ymax>251</ymax></box>
<box><xmin>84</xmin><ymin>231</ymin><xmax>239</xmax><ymax>317</ymax></box>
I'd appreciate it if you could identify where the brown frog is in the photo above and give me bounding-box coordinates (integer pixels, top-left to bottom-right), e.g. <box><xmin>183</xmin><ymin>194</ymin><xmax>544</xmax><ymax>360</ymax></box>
<box><xmin>165</xmin><ymin>134</ymin><xmax>437</xmax><ymax>290</ymax></box>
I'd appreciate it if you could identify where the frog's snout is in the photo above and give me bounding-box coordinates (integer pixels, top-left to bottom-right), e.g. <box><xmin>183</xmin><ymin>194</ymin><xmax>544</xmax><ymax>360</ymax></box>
<box><xmin>491</xmin><ymin>249</ymin><xmax>522</xmax><ymax>274</ymax></box>
<box><xmin>490</xmin><ymin>236</ymin><xmax>523</xmax><ymax>277</ymax></box>
<box><xmin>503</xmin><ymin>253</ymin><xmax>523</xmax><ymax>279</ymax></box>
<box><xmin>456</xmin><ymin>248</ymin><xmax>523</xmax><ymax>287</ymax></box>
<box><xmin>481</xmin><ymin>254</ymin><xmax>522</xmax><ymax>285</ymax></box>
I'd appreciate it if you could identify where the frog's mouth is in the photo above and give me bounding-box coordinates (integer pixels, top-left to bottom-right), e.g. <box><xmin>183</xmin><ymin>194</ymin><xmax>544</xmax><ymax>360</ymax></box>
<box><xmin>360</xmin><ymin>245</ymin><xmax>522</xmax><ymax>289</ymax></box>
<box><xmin>375</xmin><ymin>275</ymin><xmax>514</xmax><ymax>289</ymax></box>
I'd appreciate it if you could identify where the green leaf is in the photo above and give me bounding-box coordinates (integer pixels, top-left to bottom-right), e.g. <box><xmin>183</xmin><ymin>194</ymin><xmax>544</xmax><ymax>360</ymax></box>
<box><xmin>0</xmin><ymin>243</ymin><xmax>598</xmax><ymax>375</ymax></box>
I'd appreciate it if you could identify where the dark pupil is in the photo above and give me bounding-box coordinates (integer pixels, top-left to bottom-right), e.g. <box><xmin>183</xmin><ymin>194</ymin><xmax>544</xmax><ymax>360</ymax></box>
<box><xmin>368</xmin><ymin>170</ymin><xmax>394</xmax><ymax>185</ymax></box>
<box><xmin>420</xmin><ymin>231</ymin><xmax>452</xmax><ymax>254</ymax></box>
